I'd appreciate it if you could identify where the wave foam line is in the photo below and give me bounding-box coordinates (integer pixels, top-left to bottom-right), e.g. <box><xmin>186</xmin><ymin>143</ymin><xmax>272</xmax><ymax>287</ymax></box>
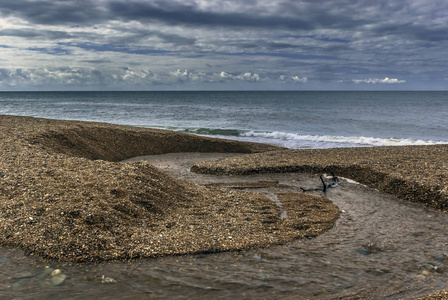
<box><xmin>240</xmin><ymin>131</ymin><xmax>447</xmax><ymax>147</ymax></box>
<box><xmin>178</xmin><ymin>127</ymin><xmax>245</xmax><ymax>137</ymax></box>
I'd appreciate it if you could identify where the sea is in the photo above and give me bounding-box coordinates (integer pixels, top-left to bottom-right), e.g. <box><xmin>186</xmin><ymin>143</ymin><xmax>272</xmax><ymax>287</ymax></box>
<box><xmin>0</xmin><ymin>91</ymin><xmax>447</xmax><ymax>149</ymax></box>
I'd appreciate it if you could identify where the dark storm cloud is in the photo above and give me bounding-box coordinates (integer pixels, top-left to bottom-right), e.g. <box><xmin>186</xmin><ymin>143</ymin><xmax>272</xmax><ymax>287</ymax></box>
<box><xmin>105</xmin><ymin>27</ymin><xmax>196</xmax><ymax>46</ymax></box>
<box><xmin>1</xmin><ymin>0</ymin><xmax>446</xmax><ymax>90</ymax></box>
<box><xmin>153</xmin><ymin>31</ymin><xmax>196</xmax><ymax>46</ymax></box>
<box><xmin>107</xmin><ymin>1</ymin><xmax>317</xmax><ymax>30</ymax></box>
<box><xmin>1</xmin><ymin>0</ymin><xmax>360</xmax><ymax>30</ymax></box>
<box><xmin>371</xmin><ymin>22</ymin><xmax>448</xmax><ymax>42</ymax></box>
<box><xmin>0</xmin><ymin>0</ymin><xmax>102</xmax><ymax>25</ymax></box>
<box><xmin>27</xmin><ymin>46</ymin><xmax>71</xmax><ymax>55</ymax></box>
<box><xmin>59</xmin><ymin>42</ymin><xmax>171</xmax><ymax>55</ymax></box>
<box><xmin>0</xmin><ymin>28</ymin><xmax>73</xmax><ymax>39</ymax></box>
<box><xmin>81</xmin><ymin>59</ymin><xmax>112</xmax><ymax>64</ymax></box>
<box><xmin>2</xmin><ymin>0</ymin><xmax>445</xmax><ymax>41</ymax></box>
<box><xmin>221</xmin><ymin>51</ymin><xmax>336</xmax><ymax>61</ymax></box>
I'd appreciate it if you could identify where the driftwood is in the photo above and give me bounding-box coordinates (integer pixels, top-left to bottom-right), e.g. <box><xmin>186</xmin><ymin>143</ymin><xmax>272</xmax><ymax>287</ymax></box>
<box><xmin>301</xmin><ymin>171</ymin><xmax>339</xmax><ymax>192</ymax></box>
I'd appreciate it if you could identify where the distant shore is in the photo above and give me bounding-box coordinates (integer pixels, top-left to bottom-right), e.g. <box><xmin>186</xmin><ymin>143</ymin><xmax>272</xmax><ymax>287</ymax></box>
<box><xmin>0</xmin><ymin>115</ymin><xmax>446</xmax><ymax>299</ymax></box>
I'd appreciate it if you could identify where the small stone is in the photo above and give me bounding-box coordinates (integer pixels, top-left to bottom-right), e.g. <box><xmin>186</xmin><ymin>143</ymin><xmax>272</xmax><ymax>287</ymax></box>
<box><xmin>420</xmin><ymin>263</ymin><xmax>438</xmax><ymax>271</ymax></box>
<box><xmin>51</xmin><ymin>269</ymin><xmax>61</xmax><ymax>276</ymax></box>
<box><xmin>101</xmin><ymin>275</ymin><xmax>117</xmax><ymax>283</ymax></box>
<box><xmin>51</xmin><ymin>274</ymin><xmax>67</xmax><ymax>286</ymax></box>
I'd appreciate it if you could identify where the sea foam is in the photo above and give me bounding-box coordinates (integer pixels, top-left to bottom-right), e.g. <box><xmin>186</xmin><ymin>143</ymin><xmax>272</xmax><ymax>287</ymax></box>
<box><xmin>239</xmin><ymin>131</ymin><xmax>447</xmax><ymax>149</ymax></box>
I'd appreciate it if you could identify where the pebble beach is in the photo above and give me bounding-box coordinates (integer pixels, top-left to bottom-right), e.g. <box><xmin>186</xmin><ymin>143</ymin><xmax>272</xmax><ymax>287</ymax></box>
<box><xmin>0</xmin><ymin>114</ymin><xmax>447</xmax><ymax>299</ymax></box>
<box><xmin>0</xmin><ymin>115</ymin><xmax>337</xmax><ymax>262</ymax></box>
<box><xmin>192</xmin><ymin>144</ymin><xmax>448</xmax><ymax>212</ymax></box>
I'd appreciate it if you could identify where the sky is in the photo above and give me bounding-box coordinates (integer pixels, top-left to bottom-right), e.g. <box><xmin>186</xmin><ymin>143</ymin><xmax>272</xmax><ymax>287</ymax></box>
<box><xmin>0</xmin><ymin>0</ymin><xmax>447</xmax><ymax>91</ymax></box>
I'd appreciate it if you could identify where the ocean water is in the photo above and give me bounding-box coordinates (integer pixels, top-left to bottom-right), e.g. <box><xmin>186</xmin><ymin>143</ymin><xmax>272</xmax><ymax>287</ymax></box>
<box><xmin>0</xmin><ymin>91</ymin><xmax>447</xmax><ymax>149</ymax></box>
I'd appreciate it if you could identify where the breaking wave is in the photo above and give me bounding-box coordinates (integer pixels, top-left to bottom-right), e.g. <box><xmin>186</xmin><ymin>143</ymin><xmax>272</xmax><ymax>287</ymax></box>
<box><xmin>178</xmin><ymin>128</ymin><xmax>244</xmax><ymax>137</ymax></box>
<box><xmin>172</xmin><ymin>127</ymin><xmax>447</xmax><ymax>149</ymax></box>
<box><xmin>241</xmin><ymin>131</ymin><xmax>447</xmax><ymax>147</ymax></box>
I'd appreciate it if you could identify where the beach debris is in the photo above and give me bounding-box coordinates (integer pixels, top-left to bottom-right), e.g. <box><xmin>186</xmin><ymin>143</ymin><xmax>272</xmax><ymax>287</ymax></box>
<box><xmin>301</xmin><ymin>171</ymin><xmax>339</xmax><ymax>192</ymax></box>
<box><xmin>88</xmin><ymin>275</ymin><xmax>117</xmax><ymax>283</ymax></box>
<box><xmin>101</xmin><ymin>275</ymin><xmax>117</xmax><ymax>284</ymax></box>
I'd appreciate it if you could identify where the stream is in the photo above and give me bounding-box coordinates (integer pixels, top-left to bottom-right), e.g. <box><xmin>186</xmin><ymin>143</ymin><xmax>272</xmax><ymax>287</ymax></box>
<box><xmin>0</xmin><ymin>153</ymin><xmax>446</xmax><ymax>299</ymax></box>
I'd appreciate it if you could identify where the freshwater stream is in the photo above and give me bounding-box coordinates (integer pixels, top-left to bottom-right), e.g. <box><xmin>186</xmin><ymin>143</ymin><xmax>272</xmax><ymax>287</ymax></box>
<box><xmin>0</xmin><ymin>153</ymin><xmax>447</xmax><ymax>299</ymax></box>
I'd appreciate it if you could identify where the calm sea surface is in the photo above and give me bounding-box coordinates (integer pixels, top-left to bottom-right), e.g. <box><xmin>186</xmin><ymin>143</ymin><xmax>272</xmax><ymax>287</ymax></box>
<box><xmin>0</xmin><ymin>91</ymin><xmax>447</xmax><ymax>148</ymax></box>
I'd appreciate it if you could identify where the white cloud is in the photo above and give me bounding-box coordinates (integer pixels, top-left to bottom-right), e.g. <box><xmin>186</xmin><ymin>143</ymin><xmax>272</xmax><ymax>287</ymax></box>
<box><xmin>118</xmin><ymin>68</ymin><xmax>160</xmax><ymax>83</ymax></box>
<box><xmin>170</xmin><ymin>70</ymin><xmax>262</xmax><ymax>82</ymax></box>
<box><xmin>214</xmin><ymin>71</ymin><xmax>261</xmax><ymax>82</ymax></box>
<box><xmin>219</xmin><ymin>71</ymin><xmax>232</xmax><ymax>79</ymax></box>
<box><xmin>1</xmin><ymin>67</ymin><xmax>112</xmax><ymax>88</ymax></box>
<box><xmin>0</xmin><ymin>67</ymin><xmax>271</xmax><ymax>89</ymax></box>
<box><xmin>235</xmin><ymin>72</ymin><xmax>260</xmax><ymax>82</ymax></box>
<box><xmin>292</xmin><ymin>76</ymin><xmax>308</xmax><ymax>83</ymax></box>
<box><xmin>169</xmin><ymin>69</ymin><xmax>195</xmax><ymax>81</ymax></box>
<box><xmin>279</xmin><ymin>75</ymin><xmax>307</xmax><ymax>83</ymax></box>
<box><xmin>352</xmin><ymin>77</ymin><xmax>406</xmax><ymax>84</ymax></box>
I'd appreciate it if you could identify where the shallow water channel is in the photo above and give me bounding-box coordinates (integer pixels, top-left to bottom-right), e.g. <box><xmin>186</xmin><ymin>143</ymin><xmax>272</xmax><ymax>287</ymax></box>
<box><xmin>1</xmin><ymin>153</ymin><xmax>447</xmax><ymax>299</ymax></box>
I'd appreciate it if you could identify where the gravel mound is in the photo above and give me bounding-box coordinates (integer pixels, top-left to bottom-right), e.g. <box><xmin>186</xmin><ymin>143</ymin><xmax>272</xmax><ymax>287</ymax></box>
<box><xmin>0</xmin><ymin>115</ymin><xmax>338</xmax><ymax>262</ymax></box>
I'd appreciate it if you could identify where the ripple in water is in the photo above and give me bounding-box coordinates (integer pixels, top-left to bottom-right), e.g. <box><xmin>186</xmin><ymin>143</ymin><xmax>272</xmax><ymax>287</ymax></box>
<box><xmin>1</xmin><ymin>171</ymin><xmax>447</xmax><ymax>299</ymax></box>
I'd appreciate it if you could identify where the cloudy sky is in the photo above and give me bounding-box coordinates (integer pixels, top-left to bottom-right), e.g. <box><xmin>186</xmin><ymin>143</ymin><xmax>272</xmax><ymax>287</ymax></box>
<box><xmin>0</xmin><ymin>0</ymin><xmax>447</xmax><ymax>90</ymax></box>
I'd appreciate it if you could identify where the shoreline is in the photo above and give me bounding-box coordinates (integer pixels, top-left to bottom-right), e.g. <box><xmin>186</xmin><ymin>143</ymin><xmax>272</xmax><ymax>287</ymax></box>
<box><xmin>1</xmin><ymin>115</ymin><xmax>447</xmax><ymax>299</ymax></box>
